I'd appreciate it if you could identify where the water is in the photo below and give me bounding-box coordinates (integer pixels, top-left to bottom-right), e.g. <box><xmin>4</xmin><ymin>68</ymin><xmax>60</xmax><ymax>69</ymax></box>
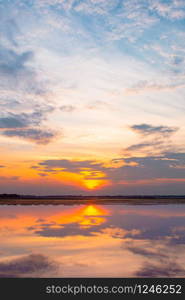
<box><xmin>0</xmin><ymin>203</ymin><xmax>185</xmax><ymax>277</ymax></box>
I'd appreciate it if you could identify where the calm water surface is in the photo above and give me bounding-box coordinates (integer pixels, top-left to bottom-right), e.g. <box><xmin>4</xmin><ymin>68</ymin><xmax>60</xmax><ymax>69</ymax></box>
<box><xmin>0</xmin><ymin>203</ymin><xmax>185</xmax><ymax>277</ymax></box>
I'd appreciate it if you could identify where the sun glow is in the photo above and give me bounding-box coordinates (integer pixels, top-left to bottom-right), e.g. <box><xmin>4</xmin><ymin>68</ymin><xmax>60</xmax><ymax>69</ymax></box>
<box><xmin>84</xmin><ymin>180</ymin><xmax>102</xmax><ymax>190</ymax></box>
<box><xmin>83</xmin><ymin>179</ymin><xmax>109</xmax><ymax>190</ymax></box>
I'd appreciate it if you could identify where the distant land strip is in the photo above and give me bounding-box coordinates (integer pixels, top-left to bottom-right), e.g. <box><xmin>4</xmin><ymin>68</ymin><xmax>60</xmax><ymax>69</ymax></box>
<box><xmin>0</xmin><ymin>194</ymin><xmax>185</xmax><ymax>205</ymax></box>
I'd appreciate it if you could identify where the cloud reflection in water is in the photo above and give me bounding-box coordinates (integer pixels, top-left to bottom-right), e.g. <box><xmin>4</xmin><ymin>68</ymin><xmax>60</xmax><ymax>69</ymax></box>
<box><xmin>0</xmin><ymin>204</ymin><xmax>185</xmax><ymax>277</ymax></box>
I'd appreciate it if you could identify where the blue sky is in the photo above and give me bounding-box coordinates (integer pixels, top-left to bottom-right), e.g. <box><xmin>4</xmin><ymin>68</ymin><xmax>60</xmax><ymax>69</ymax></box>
<box><xmin>0</xmin><ymin>0</ymin><xmax>185</xmax><ymax>194</ymax></box>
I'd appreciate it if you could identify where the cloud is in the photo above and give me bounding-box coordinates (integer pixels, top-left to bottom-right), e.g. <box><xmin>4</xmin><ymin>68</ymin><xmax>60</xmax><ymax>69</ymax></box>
<box><xmin>0</xmin><ymin>116</ymin><xmax>26</xmax><ymax>129</ymax></box>
<box><xmin>136</xmin><ymin>261</ymin><xmax>185</xmax><ymax>277</ymax></box>
<box><xmin>124</xmin><ymin>239</ymin><xmax>185</xmax><ymax>277</ymax></box>
<box><xmin>35</xmin><ymin>151</ymin><xmax>185</xmax><ymax>182</ymax></box>
<box><xmin>0</xmin><ymin>14</ymin><xmax>49</xmax><ymax>96</ymax></box>
<box><xmin>0</xmin><ymin>48</ymin><xmax>33</xmax><ymax>77</ymax></box>
<box><xmin>125</xmin><ymin>241</ymin><xmax>168</xmax><ymax>260</ymax></box>
<box><xmin>124</xmin><ymin>80</ymin><xmax>185</xmax><ymax>94</ymax></box>
<box><xmin>0</xmin><ymin>12</ymin><xmax>47</xmax><ymax>95</ymax></box>
<box><xmin>172</xmin><ymin>55</ymin><xmax>184</xmax><ymax>65</ymax></box>
<box><xmin>110</xmin><ymin>153</ymin><xmax>185</xmax><ymax>180</ymax></box>
<box><xmin>0</xmin><ymin>18</ymin><xmax>19</xmax><ymax>47</ymax></box>
<box><xmin>124</xmin><ymin>124</ymin><xmax>179</xmax><ymax>155</ymax></box>
<box><xmin>2</xmin><ymin>128</ymin><xmax>57</xmax><ymax>145</ymax></box>
<box><xmin>33</xmin><ymin>224</ymin><xmax>139</xmax><ymax>239</ymax></box>
<box><xmin>0</xmin><ymin>47</ymin><xmax>44</xmax><ymax>94</ymax></box>
<box><xmin>150</xmin><ymin>0</ymin><xmax>185</xmax><ymax>20</ymax></box>
<box><xmin>36</xmin><ymin>0</ymin><xmax>158</xmax><ymax>43</ymax></box>
<box><xmin>124</xmin><ymin>140</ymin><xmax>175</xmax><ymax>156</ymax></box>
<box><xmin>35</xmin><ymin>0</ymin><xmax>185</xmax><ymax>22</ymax></box>
<box><xmin>28</xmin><ymin>213</ymin><xmax>140</xmax><ymax>239</ymax></box>
<box><xmin>39</xmin><ymin>159</ymin><xmax>104</xmax><ymax>173</ymax></box>
<box><xmin>31</xmin><ymin>222</ymin><xmax>98</xmax><ymax>238</ymax></box>
<box><xmin>0</xmin><ymin>12</ymin><xmax>57</xmax><ymax>145</ymax></box>
<box><xmin>38</xmin><ymin>0</ymin><xmax>120</xmax><ymax>15</ymax></box>
<box><xmin>0</xmin><ymin>108</ymin><xmax>56</xmax><ymax>144</ymax></box>
<box><xmin>74</xmin><ymin>0</ymin><xmax>118</xmax><ymax>15</ymax></box>
<box><xmin>0</xmin><ymin>165</ymin><xmax>5</xmax><ymax>168</ymax></box>
<box><xmin>0</xmin><ymin>254</ymin><xmax>58</xmax><ymax>277</ymax></box>
<box><xmin>0</xmin><ymin>110</ymin><xmax>52</xmax><ymax>129</ymax></box>
<box><xmin>60</xmin><ymin>105</ymin><xmax>76</xmax><ymax>112</ymax></box>
<box><xmin>38</xmin><ymin>172</ymin><xmax>48</xmax><ymax>177</ymax></box>
<box><xmin>0</xmin><ymin>176</ymin><xmax>19</xmax><ymax>180</ymax></box>
<box><xmin>99</xmin><ymin>177</ymin><xmax>185</xmax><ymax>195</ymax></box>
<box><xmin>130</xmin><ymin>124</ymin><xmax>178</xmax><ymax>137</ymax></box>
<box><xmin>125</xmin><ymin>142</ymin><xmax>160</xmax><ymax>152</ymax></box>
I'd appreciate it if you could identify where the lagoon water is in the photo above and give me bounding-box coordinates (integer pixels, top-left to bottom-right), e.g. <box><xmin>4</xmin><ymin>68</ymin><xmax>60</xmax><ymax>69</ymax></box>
<box><xmin>0</xmin><ymin>203</ymin><xmax>185</xmax><ymax>277</ymax></box>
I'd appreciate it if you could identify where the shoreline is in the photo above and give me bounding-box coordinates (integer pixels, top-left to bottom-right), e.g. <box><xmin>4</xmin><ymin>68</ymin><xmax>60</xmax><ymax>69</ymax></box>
<box><xmin>1</xmin><ymin>197</ymin><xmax>185</xmax><ymax>205</ymax></box>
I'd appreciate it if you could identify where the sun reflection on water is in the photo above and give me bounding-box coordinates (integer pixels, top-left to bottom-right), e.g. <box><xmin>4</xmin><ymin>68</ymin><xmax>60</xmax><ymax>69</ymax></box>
<box><xmin>0</xmin><ymin>204</ymin><xmax>185</xmax><ymax>277</ymax></box>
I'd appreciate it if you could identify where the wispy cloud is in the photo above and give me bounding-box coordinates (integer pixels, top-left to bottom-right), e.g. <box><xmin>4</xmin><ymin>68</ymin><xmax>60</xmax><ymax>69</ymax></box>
<box><xmin>125</xmin><ymin>142</ymin><xmax>160</xmax><ymax>152</ymax></box>
<box><xmin>2</xmin><ymin>128</ymin><xmax>57</xmax><ymax>145</ymax></box>
<box><xmin>136</xmin><ymin>261</ymin><xmax>185</xmax><ymax>277</ymax></box>
<box><xmin>0</xmin><ymin>109</ymin><xmax>57</xmax><ymax>144</ymax></box>
<box><xmin>60</xmin><ymin>105</ymin><xmax>76</xmax><ymax>112</ymax></box>
<box><xmin>0</xmin><ymin>48</ymin><xmax>33</xmax><ymax>77</ymax></box>
<box><xmin>124</xmin><ymin>124</ymin><xmax>179</xmax><ymax>155</ymax></box>
<box><xmin>124</xmin><ymin>238</ymin><xmax>185</xmax><ymax>277</ymax></box>
<box><xmin>150</xmin><ymin>0</ymin><xmax>185</xmax><ymax>20</ymax></box>
<box><xmin>130</xmin><ymin>124</ymin><xmax>178</xmax><ymax>137</ymax></box>
<box><xmin>124</xmin><ymin>80</ymin><xmax>185</xmax><ymax>95</ymax></box>
<box><xmin>39</xmin><ymin>159</ymin><xmax>104</xmax><ymax>171</ymax></box>
<box><xmin>0</xmin><ymin>111</ymin><xmax>45</xmax><ymax>129</ymax></box>
<box><xmin>0</xmin><ymin>176</ymin><xmax>19</xmax><ymax>180</ymax></box>
<box><xmin>0</xmin><ymin>254</ymin><xmax>58</xmax><ymax>277</ymax></box>
<box><xmin>110</xmin><ymin>152</ymin><xmax>185</xmax><ymax>181</ymax></box>
<box><xmin>0</xmin><ymin>8</ymin><xmax>57</xmax><ymax>145</ymax></box>
<box><xmin>33</xmin><ymin>151</ymin><xmax>185</xmax><ymax>184</ymax></box>
<box><xmin>0</xmin><ymin>46</ymin><xmax>45</xmax><ymax>95</ymax></box>
<box><xmin>37</xmin><ymin>159</ymin><xmax>107</xmax><ymax>179</ymax></box>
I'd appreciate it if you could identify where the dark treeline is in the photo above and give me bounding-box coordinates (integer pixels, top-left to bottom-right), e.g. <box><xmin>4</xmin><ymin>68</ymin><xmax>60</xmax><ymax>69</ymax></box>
<box><xmin>0</xmin><ymin>193</ymin><xmax>185</xmax><ymax>199</ymax></box>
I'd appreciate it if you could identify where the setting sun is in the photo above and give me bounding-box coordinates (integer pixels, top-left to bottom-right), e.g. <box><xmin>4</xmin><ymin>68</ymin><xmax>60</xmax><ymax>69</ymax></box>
<box><xmin>84</xmin><ymin>180</ymin><xmax>104</xmax><ymax>190</ymax></box>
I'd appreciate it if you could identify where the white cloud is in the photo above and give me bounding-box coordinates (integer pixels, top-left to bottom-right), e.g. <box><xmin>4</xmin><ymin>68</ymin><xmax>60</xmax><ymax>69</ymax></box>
<box><xmin>150</xmin><ymin>0</ymin><xmax>185</xmax><ymax>19</ymax></box>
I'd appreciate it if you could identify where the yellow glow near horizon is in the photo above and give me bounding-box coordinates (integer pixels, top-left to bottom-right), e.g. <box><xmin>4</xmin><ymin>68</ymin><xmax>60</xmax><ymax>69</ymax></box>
<box><xmin>84</xmin><ymin>179</ymin><xmax>103</xmax><ymax>190</ymax></box>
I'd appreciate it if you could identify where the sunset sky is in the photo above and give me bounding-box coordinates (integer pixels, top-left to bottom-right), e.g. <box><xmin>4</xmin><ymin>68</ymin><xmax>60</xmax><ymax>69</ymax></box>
<box><xmin>0</xmin><ymin>0</ymin><xmax>185</xmax><ymax>195</ymax></box>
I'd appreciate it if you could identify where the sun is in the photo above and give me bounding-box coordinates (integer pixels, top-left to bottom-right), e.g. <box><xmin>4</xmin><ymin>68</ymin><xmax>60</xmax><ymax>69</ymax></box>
<box><xmin>79</xmin><ymin>170</ymin><xmax>109</xmax><ymax>190</ymax></box>
<box><xmin>83</xmin><ymin>178</ymin><xmax>109</xmax><ymax>190</ymax></box>
<box><xmin>84</xmin><ymin>179</ymin><xmax>102</xmax><ymax>190</ymax></box>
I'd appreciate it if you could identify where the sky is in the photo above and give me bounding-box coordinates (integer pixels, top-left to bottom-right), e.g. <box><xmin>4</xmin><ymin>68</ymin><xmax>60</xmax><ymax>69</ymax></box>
<box><xmin>0</xmin><ymin>0</ymin><xmax>185</xmax><ymax>195</ymax></box>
